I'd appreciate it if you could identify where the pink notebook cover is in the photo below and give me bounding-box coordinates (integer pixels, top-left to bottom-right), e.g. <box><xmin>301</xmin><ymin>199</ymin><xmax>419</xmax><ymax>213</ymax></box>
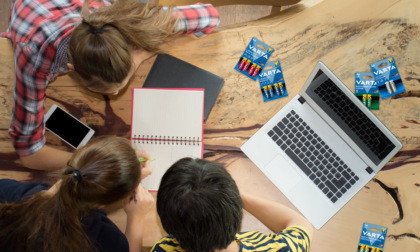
<box><xmin>130</xmin><ymin>87</ymin><xmax>204</xmax><ymax>191</ymax></box>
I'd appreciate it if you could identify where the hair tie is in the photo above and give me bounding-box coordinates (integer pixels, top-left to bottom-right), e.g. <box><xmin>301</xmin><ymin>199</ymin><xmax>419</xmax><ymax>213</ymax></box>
<box><xmin>82</xmin><ymin>20</ymin><xmax>104</xmax><ymax>34</ymax></box>
<box><xmin>73</xmin><ymin>169</ymin><xmax>84</xmax><ymax>183</ymax></box>
<box><xmin>89</xmin><ymin>26</ymin><xmax>104</xmax><ymax>34</ymax></box>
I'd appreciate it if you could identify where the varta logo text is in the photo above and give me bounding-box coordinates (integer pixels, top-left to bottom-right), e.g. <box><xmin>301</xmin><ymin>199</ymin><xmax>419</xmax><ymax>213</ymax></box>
<box><xmin>260</xmin><ymin>69</ymin><xmax>282</xmax><ymax>77</ymax></box>
<box><xmin>356</xmin><ymin>80</ymin><xmax>375</xmax><ymax>86</ymax></box>
<box><xmin>374</xmin><ymin>65</ymin><xmax>396</xmax><ymax>75</ymax></box>
<box><xmin>249</xmin><ymin>45</ymin><xmax>268</xmax><ymax>59</ymax></box>
<box><xmin>362</xmin><ymin>231</ymin><xmax>385</xmax><ymax>240</ymax></box>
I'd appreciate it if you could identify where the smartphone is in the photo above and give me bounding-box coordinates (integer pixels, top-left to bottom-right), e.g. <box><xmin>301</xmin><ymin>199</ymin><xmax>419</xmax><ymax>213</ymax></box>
<box><xmin>44</xmin><ymin>104</ymin><xmax>95</xmax><ymax>149</ymax></box>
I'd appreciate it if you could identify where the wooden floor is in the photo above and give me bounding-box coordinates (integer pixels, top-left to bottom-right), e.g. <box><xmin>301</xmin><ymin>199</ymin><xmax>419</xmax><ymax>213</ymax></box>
<box><xmin>0</xmin><ymin>1</ymin><xmax>325</xmax><ymax>252</ymax></box>
<box><xmin>0</xmin><ymin>0</ymin><xmax>12</xmax><ymax>32</ymax></box>
<box><xmin>0</xmin><ymin>0</ymin><xmax>268</xmax><ymax>31</ymax></box>
<box><xmin>0</xmin><ymin>0</ymin><xmax>322</xmax><ymax>32</ymax></box>
<box><xmin>3</xmin><ymin>0</ymin><xmax>420</xmax><ymax>251</ymax></box>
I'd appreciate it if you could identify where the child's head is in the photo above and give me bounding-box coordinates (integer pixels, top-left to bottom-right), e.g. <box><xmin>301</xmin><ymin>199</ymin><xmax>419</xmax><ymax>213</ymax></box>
<box><xmin>0</xmin><ymin>136</ymin><xmax>141</xmax><ymax>251</ymax></box>
<box><xmin>157</xmin><ymin>158</ymin><xmax>243</xmax><ymax>252</ymax></box>
<box><xmin>64</xmin><ymin>136</ymin><xmax>141</xmax><ymax>207</ymax></box>
<box><xmin>67</xmin><ymin>0</ymin><xmax>177</xmax><ymax>94</ymax></box>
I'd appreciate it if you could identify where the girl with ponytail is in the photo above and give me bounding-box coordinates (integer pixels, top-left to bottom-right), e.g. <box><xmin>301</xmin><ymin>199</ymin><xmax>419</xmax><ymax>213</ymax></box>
<box><xmin>0</xmin><ymin>136</ymin><xmax>154</xmax><ymax>252</ymax></box>
<box><xmin>2</xmin><ymin>0</ymin><xmax>219</xmax><ymax>170</ymax></box>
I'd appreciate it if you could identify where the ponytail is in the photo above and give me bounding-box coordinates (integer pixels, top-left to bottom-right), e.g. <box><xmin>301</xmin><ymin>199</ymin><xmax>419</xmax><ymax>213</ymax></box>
<box><xmin>68</xmin><ymin>0</ymin><xmax>178</xmax><ymax>88</ymax></box>
<box><xmin>0</xmin><ymin>136</ymin><xmax>141</xmax><ymax>252</ymax></box>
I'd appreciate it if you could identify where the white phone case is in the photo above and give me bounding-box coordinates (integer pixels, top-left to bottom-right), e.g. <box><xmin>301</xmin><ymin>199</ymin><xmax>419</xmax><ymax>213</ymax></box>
<box><xmin>44</xmin><ymin>104</ymin><xmax>95</xmax><ymax>148</ymax></box>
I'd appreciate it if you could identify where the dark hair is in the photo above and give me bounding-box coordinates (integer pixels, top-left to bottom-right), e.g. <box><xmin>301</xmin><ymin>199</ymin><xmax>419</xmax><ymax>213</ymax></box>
<box><xmin>0</xmin><ymin>136</ymin><xmax>141</xmax><ymax>252</ymax></box>
<box><xmin>156</xmin><ymin>158</ymin><xmax>243</xmax><ymax>252</ymax></box>
<box><xmin>68</xmin><ymin>0</ymin><xmax>177</xmax><ymax>91</ymax></box>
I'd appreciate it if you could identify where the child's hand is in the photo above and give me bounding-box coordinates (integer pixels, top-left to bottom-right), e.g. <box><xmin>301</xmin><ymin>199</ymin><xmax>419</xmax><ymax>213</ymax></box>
<box><xmin>136</xmin><ymin>149</ymin><xmax>152</xmax><ymax>179</ymax></box>
<box><xmin>123</xmin><ymin>184</ymin><xmax>154</xmax><ymax>218</ymax></box>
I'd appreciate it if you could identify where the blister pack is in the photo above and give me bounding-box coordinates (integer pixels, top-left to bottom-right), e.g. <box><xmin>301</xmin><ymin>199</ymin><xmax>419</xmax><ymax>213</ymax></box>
<box><xmin>235</xmin><ymin>37</ymin><xmax>274</xmax><ymax>80</ymax></box>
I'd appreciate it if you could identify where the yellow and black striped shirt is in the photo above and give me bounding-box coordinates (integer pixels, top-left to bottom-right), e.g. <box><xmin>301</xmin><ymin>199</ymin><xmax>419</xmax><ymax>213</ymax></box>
<box><xmin>150</xmin><ymin>225</ymin><xmax>311</xmax><ymax>252</ymax></box>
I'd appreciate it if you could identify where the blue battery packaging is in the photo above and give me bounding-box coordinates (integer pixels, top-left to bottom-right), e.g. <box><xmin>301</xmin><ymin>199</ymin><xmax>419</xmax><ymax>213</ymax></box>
<box><xmin>258</xmin><ymin>60</ymin><xmax>287</xmax><ymax>102</ymax></box>
<box><xmin>235</xmin><ymin>37</ymin><xmax>274</xmax><ymax>80</ymax></box>
<box><xmin>355</xmin><ymin>72</ymin><xmax>379</xmax><ymax>110</ymax></box>
<box><xmin>357</xmin><ymin>223</ymin><xmax>387</xmax><ymax>252</ymax></box>
<box><xmin>370</xmin><ymin>57</ymin><xmax>405</xmax><ymax>99</ymax></box>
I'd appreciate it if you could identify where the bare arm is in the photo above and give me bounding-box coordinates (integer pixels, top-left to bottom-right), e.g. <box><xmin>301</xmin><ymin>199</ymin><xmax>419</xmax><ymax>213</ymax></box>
<box><xmin>124</xmin><ymin>185</ymin><xmax>154</xmax><ymax>252</ymax></box>
<box><xmin>124</xmin><ymin>154</ymin><xmax>153</xmax><ymax>252</ymax></box>
<box><xmin>124</xmin><ymin>213</ymin><xmax>145</xmax><ymax>252</ymax></box>
<box><xmin>241</xmin><ymin>193</ymin><xmax>314</xmax><ymax>237</ymax></box>
<box><xmin>19</xmin><ymin>145</ymin><xmax>72</xmax><ymax>170</ymax></box>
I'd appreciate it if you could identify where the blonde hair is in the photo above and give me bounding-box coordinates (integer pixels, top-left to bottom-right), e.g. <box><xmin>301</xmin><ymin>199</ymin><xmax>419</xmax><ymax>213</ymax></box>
<box><xmin>68</xmin><ymin>0</ymin><xmax>178</xmax><ymax>90</ymax></box>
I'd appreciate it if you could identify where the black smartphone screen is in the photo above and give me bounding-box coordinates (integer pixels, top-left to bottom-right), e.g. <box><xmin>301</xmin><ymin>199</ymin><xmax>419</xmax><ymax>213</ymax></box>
<box><xmin>45</xmin><ymin>107</ymin><xmax>91</xmax><ymax>148</ymax></box>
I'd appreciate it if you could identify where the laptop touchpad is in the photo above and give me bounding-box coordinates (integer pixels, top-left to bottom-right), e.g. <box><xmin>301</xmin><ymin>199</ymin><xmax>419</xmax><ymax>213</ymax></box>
<box><xmin>264</xmin><ymin>154</ymin><xmax>302</xmax><ymax>193</ymax></box>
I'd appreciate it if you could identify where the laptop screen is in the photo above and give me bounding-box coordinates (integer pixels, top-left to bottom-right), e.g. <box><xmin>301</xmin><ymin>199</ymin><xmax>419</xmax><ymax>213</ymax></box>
<box><xmin>305</xmin><ymin>71</ymin><xmax>395</xmax><ymax>166</ymax></box>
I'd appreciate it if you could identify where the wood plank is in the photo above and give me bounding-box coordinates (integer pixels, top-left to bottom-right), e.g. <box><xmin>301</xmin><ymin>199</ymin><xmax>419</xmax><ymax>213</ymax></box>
<box><xmin>138</xmin><ymin>0</ymin><xmax>420</xmax><ymax>250</ymax></box>
<box><xmin>159</xmin><ymin>0</ymin><xmax>300</xmax><ymax>6</ymax></box>
<box><xmin>0</xmin><ymin>0</ymin><xmax>12</xmax><ymax>33</ymax></box>
<box><xmin>0</xmin><ymin>0</ymin><xmax>419</xmax><ymax>250</ymax></box>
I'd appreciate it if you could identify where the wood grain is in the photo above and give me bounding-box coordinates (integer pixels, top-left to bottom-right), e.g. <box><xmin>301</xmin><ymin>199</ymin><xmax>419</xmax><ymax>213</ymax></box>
<box><xmin>0</xmin><ymin>0</ymin><xmax>419</xmax><ymax>251</ymax></box>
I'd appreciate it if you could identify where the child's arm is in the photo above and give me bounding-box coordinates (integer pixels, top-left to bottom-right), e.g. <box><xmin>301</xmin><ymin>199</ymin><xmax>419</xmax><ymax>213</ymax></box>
<box><xmin>123</xmin><ymin>185</ymin><xmax>155</xmax><ymax>252</ymax></box>
<box><xmin>241</xmin><ymin>192</ymin><xmax>314</xmax><ymax>237</ymax></box>
<box><xmin>171</xmin><ymin>3</ymin><xmax>220</xmax><ymax>38</ymax></box>
<box><xmin>20</xmin><ymin>145</ymin><xmax>72</xmax><ymax>170</ymax></box>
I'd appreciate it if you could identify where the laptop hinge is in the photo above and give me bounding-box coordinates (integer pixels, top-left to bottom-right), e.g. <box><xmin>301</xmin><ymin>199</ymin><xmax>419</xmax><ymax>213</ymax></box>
<box><xmin>298</xmin><ymin>96</ymin><xmax>306</xmax><ymax>104</ymax></box>
<box><xmin>366</xmin><ymin>167</ymin><xmax>374</xmax><ymax>174</ymax></box>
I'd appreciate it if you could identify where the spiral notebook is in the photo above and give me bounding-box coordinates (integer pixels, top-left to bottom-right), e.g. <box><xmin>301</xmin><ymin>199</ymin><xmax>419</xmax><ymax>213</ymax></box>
<box><xmin>131</xmin><ymin>88</ymin><xmax>204</xmax><ymax>191</ymax></box>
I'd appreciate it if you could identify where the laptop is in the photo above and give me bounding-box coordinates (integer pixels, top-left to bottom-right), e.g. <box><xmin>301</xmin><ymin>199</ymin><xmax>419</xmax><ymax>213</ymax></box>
<box><xmin>241</xmin><ymin>62</ymin><xmax>402</xmax><ymax>229</ymax></box>
<box><xmin>143</xmin><ymin>54</ymin><xmax>225</xmax><ymax>121</ymax></box>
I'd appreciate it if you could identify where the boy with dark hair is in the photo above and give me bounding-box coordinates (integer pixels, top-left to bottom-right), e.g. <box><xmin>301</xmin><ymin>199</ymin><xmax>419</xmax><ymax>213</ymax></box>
<box><xmin>153</xmin><ymin>157</ymin><xmax>313</xmax><ymax>252</ymax></box>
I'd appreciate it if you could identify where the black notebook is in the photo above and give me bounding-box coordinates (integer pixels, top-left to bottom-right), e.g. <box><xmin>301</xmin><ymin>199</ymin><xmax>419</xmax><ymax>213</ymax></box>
<box><xmin>143</xmin><ymin>54</ymin><xmax>224</xmax><ymax>121</ymax></box>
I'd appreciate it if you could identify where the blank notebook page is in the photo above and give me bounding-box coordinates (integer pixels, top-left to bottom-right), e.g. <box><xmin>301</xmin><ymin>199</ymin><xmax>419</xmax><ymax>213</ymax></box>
<box><xmin>131</xmin><ymin>88</ymin><xmax>204</xmax><ymax>190</ymax></box>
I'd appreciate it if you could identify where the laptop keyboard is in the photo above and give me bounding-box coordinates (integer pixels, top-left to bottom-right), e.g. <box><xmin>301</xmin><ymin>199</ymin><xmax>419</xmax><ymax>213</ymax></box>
<box><xmin>312</xmin><ymin>78</ymin><xmax>395</xmax><ymax>163</ymax></box>
<box><xmin>267</xmin><ymin>110</ymin><xmax>359</xmax><ymax>203</ymax></box>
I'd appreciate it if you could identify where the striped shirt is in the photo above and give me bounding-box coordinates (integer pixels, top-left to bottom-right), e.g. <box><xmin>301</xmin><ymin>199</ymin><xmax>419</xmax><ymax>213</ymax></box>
<box><xmin>151</xmin><ymin>226</ymin><xmax>311</xmax><ymax>252</ymax></box>
<box><xmin>1</xmin><ymin>0</ymin><xmax>219</xmax><ymax>156</ymax></box>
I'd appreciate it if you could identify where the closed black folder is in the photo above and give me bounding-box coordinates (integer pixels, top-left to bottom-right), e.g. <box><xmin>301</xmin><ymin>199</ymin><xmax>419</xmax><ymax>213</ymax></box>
<box><xmin>143</xmin><ymin>54</ymin><xmax>225</xmax><ymax>121</ymax></box>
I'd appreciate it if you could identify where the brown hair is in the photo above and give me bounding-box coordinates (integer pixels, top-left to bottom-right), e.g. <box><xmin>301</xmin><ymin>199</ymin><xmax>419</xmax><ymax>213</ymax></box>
<box><xmin>68</xmin><ymin>0</ymin><xmax>178</xmax><ymax>91</ymax></box>
<box><xmin>0</xmin><ymin>136</ymin><xmax>141</xmax><ymax>252</ymax></box>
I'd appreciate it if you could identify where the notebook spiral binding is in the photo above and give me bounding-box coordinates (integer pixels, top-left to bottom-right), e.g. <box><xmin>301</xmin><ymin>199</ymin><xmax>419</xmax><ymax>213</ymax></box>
<box><xmin>132</xmin><ymin>135</ymin><xmax>200</xmax><ymax>145</ymax></box>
